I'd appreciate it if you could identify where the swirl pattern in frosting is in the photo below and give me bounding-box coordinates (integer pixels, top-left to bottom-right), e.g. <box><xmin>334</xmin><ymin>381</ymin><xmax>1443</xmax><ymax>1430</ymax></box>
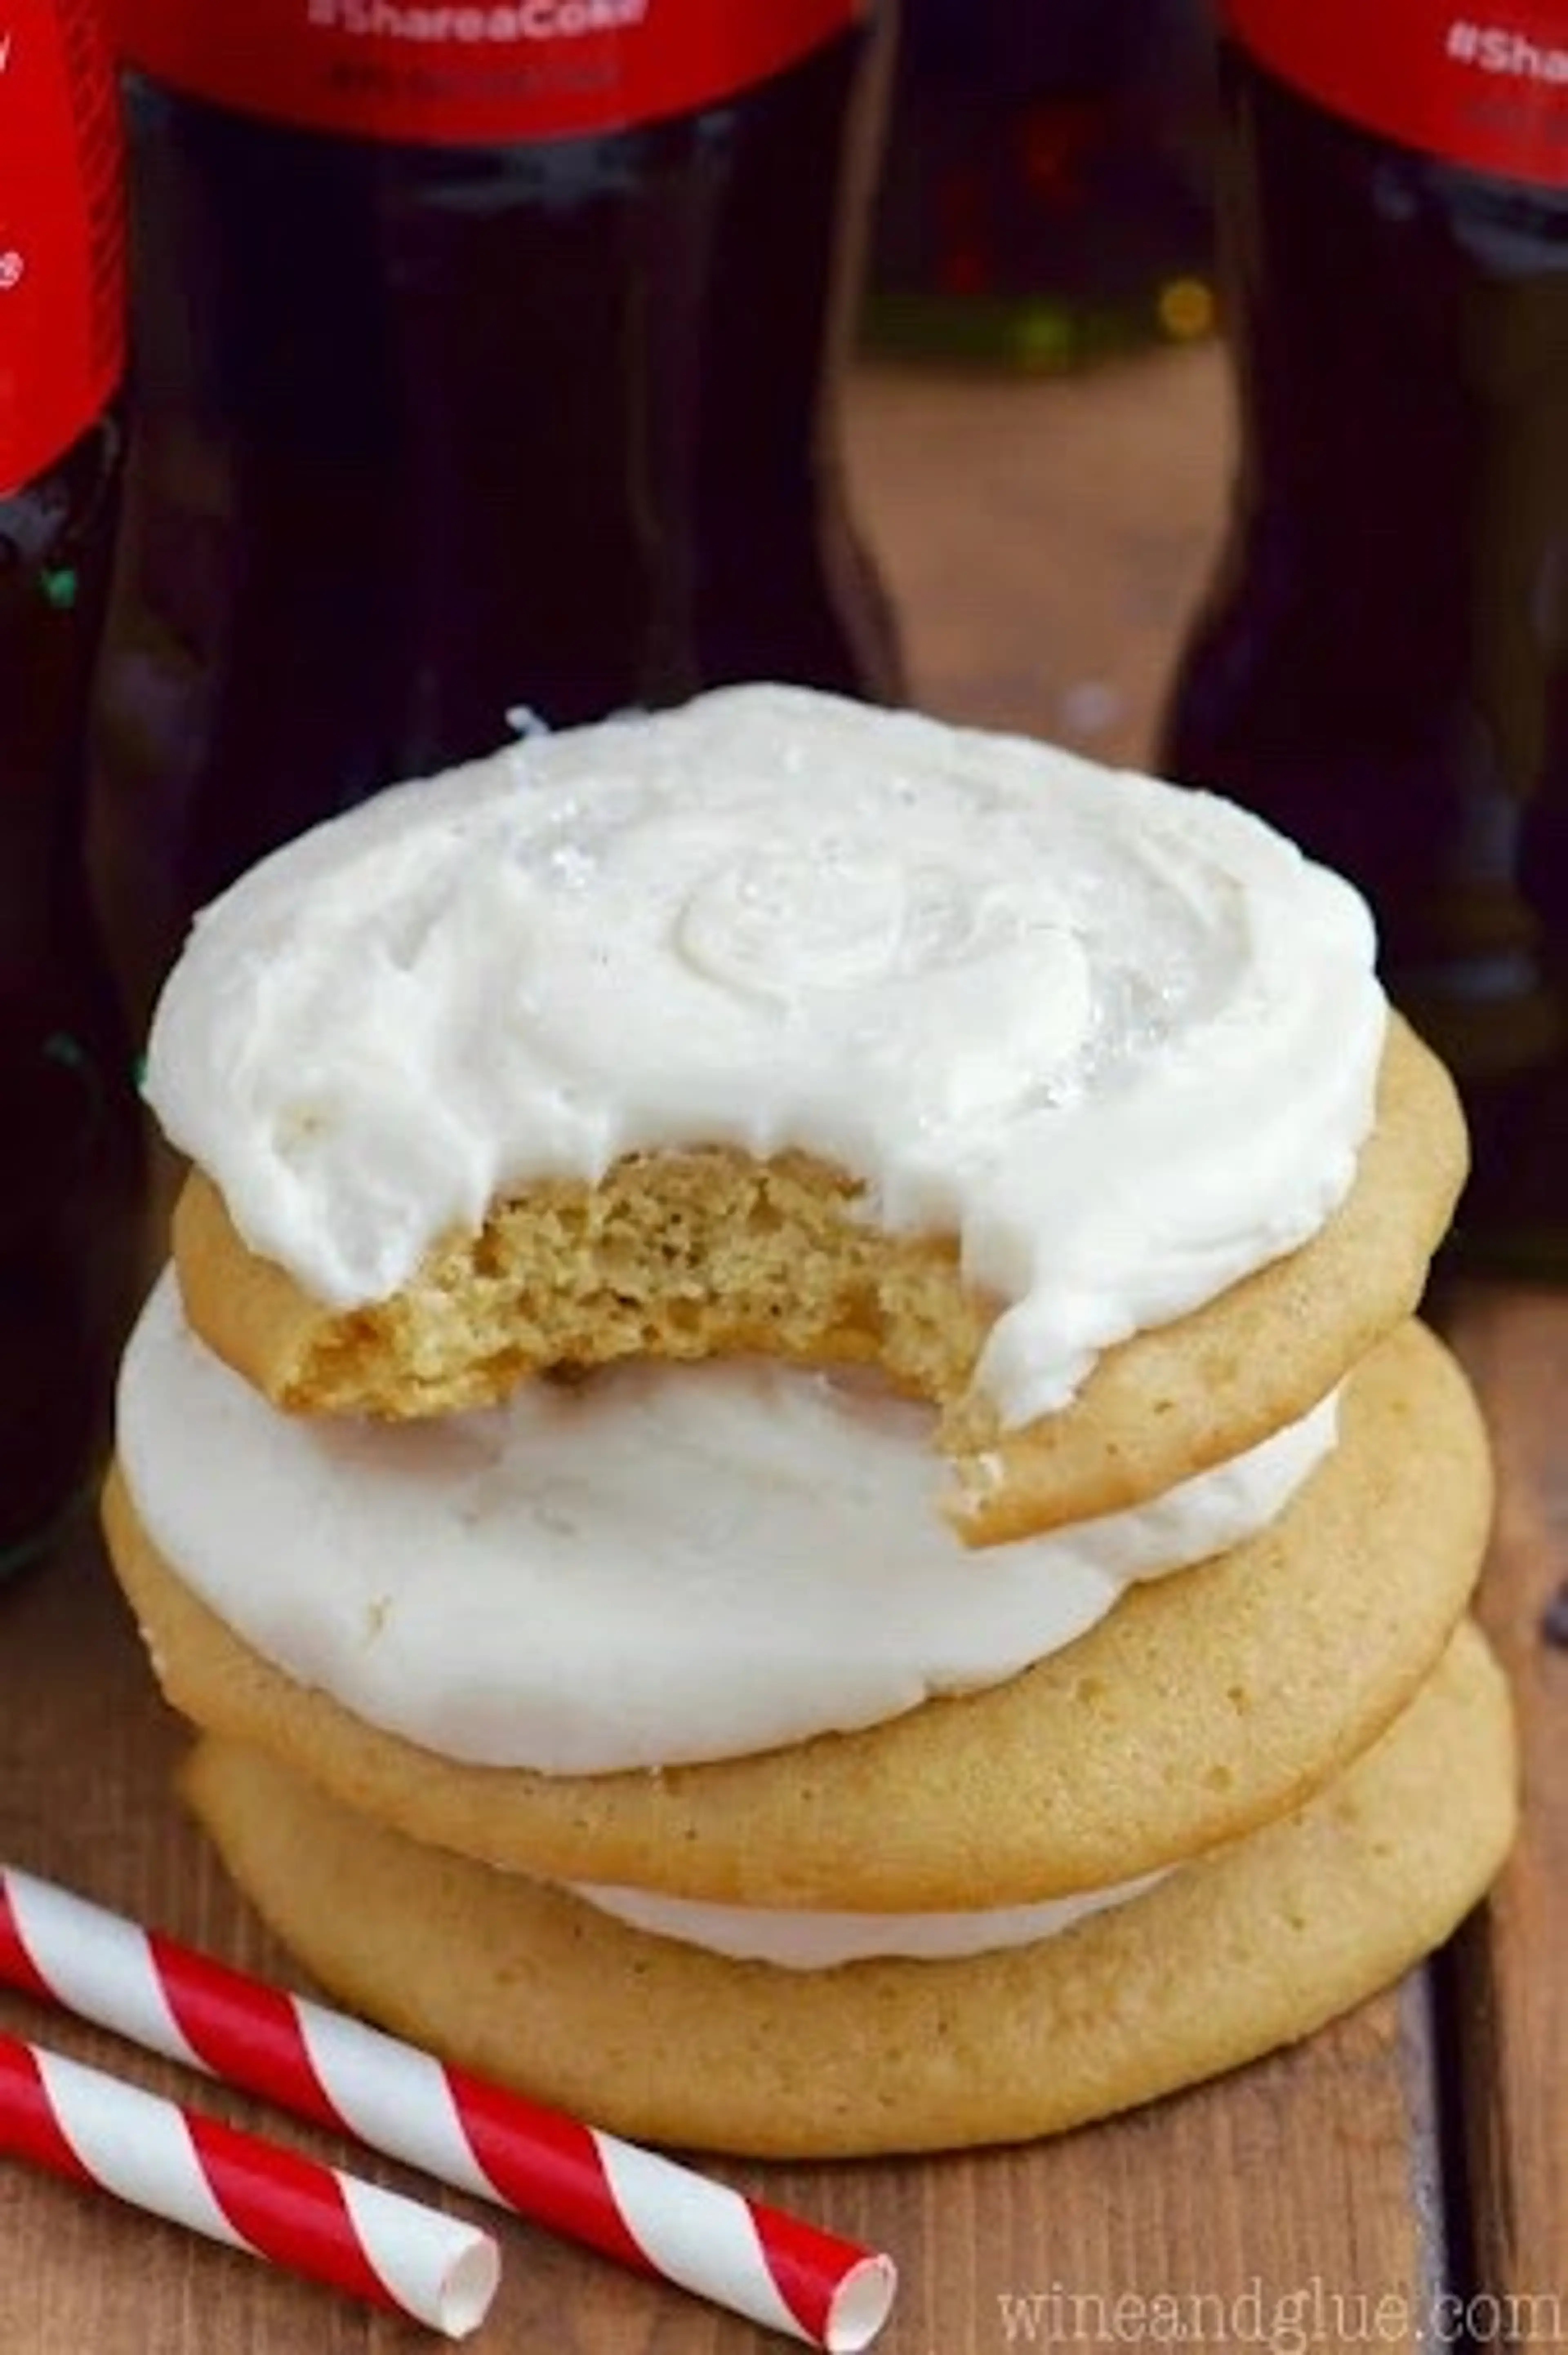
<box><xmin>145</xmin><ymin>685</ymin><xmax>1385</xmax><ymax>1421</ymax></box>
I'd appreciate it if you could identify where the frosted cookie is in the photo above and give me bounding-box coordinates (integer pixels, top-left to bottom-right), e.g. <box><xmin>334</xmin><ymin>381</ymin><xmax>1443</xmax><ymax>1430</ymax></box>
<box><xmin>169</xmin><ymin>1012</ymin><xmax>1461</xmax><ymax>1545</ymax></box>
<box><xmin>182</xmin><ymin>1621</ymin><xmax>1516</xmax><ymax>2159</ymax></box>
<box><xmin>141</xmin><ymin>686</ymin><xmax>1459</xmax><ymax>1542</ymax></box>
<box><xmin>105</xmin><ymin>1319</ymin><xmax>1492</xmax><ymax>1908</ymax></box>
<box><xmin>111</xmin><ymin>1266</ymin><xmax>1340</xmax><ymax>1773</ymax></box>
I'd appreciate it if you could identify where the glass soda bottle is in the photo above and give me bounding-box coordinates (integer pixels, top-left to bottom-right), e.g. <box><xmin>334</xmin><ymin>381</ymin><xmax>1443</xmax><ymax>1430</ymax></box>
<box><xmin>1160</xmin><ymin>0</ymin><xmax>1568</xmax><ymax>1271</ymax></box>
<box><xmin>88</xmin><ymin>0</ymin><xmax>904</xmax><ymax>1040</ymax></box>
<box><xmin>0</xmin><ymin>0</ymin><xmax>145</xmax><ymax>1580</ymax></box>
<box><xmin>868</xmin><ymin>0</ymin><xmax>1217</xmax><ymax>370</ymax></box>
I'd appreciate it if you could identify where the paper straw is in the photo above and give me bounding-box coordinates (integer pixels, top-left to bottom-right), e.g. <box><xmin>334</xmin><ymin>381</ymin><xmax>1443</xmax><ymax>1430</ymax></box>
<box><xmin>0</xmin><ymin>1863</ymin><xmax>896</xmax><ymax>2352</ymax></box>
<box><xmin>0</xmin><ymin>2030</ymin><xmax>497</xmax><ymax>2336</ymax></box>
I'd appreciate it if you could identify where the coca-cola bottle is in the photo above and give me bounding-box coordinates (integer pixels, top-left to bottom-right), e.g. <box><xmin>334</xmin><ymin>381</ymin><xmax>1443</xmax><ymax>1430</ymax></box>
<box><xmin>1160</xmin><ymin>0</ymin><xmax>1568</xmax><ymax>1269</ymax></box>
<box><xmin>0</xmin><ymin>0</ymin><xmax>144</xmax><ymax>1580</ymax></box>
<box><xmin>88</xmin><ymin>1</ymin><xmax>903</xmax><ymax>1039</ymax></box>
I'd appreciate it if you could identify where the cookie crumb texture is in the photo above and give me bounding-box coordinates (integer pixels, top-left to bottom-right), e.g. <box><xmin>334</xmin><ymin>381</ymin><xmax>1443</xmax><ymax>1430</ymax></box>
<box><xmin>182</xmin><ymin>1146</ymin><xmax>987</xmax><ymax>1417</ymax></box>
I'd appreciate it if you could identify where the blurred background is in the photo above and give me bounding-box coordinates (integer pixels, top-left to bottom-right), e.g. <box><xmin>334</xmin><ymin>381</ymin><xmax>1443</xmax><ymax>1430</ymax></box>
<box><xmin>867</xmin><ymin>0</ymin><xmax>1217</xmax><ymax>370</ymax></box>
<box><xmin>854</xmin><ymin>0</ymin><xmax>1222</xmax><ymax>760</ymax></box>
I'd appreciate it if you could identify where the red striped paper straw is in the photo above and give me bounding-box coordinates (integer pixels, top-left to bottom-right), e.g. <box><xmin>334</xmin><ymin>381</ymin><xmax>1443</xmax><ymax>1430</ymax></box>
<box><xmin>0</xmin><ymin>2030</ymin><xmax>498</xmax><ymax>2335</ymax></box>
<box><xmin>0</xmin><ymin>1863</ymin><xmax>895</xmax><ymax>2351</ymax></box>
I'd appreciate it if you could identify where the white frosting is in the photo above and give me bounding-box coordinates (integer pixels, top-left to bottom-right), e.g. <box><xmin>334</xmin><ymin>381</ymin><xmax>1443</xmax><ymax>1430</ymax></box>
<box><xmin>563</xmin><ymin>1869</ymin><xmax>1169</xmax><ymax>1967</ymax></box>
<box><xmin>143</xmin><ymin>685</ymin><xmax>1385</xmax><ymax>1424</ymax></box>
<box><xmin>118</xmin><ymin>1271</ymin><xmax>1338</xmax><ymax>1775</ymax></box>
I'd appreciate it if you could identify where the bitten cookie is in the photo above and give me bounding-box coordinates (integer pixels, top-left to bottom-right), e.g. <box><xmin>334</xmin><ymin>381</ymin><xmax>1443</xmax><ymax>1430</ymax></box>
<box><xmin>171</xmin><ymin>1013</ymin><xmax>1462</xmax><ymax>1542</ymax></box>
<box><xmin>144</xmin><ymin>685</ymin><xmax>1426</xmax><ymax>1543</ymax></box>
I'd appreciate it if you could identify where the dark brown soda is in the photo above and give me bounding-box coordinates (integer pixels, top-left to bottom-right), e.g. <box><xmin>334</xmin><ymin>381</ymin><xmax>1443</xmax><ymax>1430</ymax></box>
<box><xmin>1160</xmin><ymin>45</ymin><xmax>1568</xmax><ymax>1268</ymax></box>
<box><xmin>88</xmin><ymin>19</ymin><xmax>902</xmax><ymax>1041</ymax></box>
<box><xmin>0</xmin><ymin>416</ymin><xmax>145</xmax><ymax>1578</ymax></box>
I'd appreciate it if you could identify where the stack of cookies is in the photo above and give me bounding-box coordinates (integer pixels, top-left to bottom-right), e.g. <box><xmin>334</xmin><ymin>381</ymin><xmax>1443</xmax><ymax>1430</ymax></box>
<box><xmin>103</xmin><ymin>687</ymin><xmax>1515</xmax><ymax>2158</ymax></box>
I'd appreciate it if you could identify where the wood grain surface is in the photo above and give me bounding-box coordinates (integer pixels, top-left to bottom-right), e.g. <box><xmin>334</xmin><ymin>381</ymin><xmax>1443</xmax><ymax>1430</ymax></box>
<box><xmin>1</xmin><ymin>345</ymin><xmax>1562</xmax><ymax>2355</ymax></box>
<box><xmin>1439</xmin><ymin>1286</ymin><xmax>1568</xmax><ymax>2347</ymax></box>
